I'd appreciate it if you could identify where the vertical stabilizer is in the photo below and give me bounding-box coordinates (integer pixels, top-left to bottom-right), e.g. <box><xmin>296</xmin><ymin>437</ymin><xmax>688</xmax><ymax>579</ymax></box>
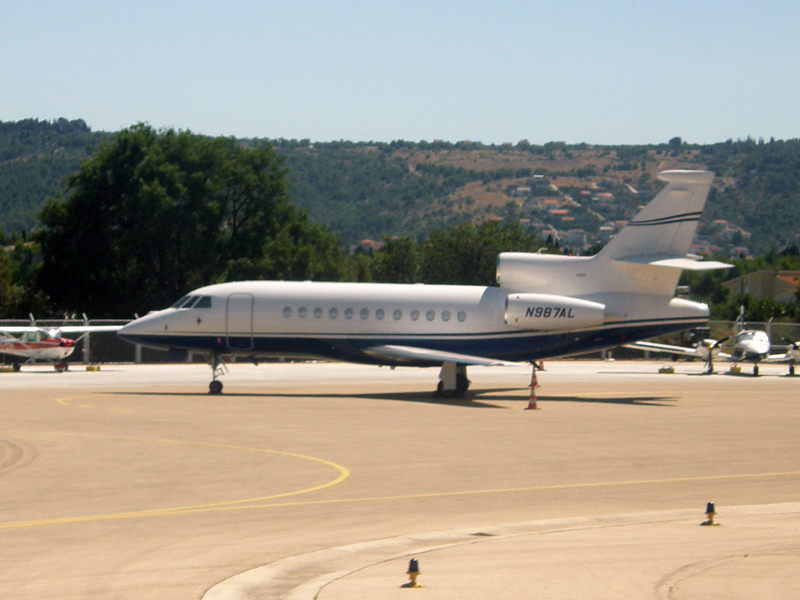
<box><xmin>597</xmin><ymin>170</ymin><xmax>714</xmax><ymax>261</ymax></box>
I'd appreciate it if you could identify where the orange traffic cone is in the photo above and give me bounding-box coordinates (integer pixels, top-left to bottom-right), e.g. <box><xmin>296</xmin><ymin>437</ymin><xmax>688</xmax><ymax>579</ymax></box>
<box><xmin>526</xmin><ymin>366</ymin><xmax>539</xmax><ymax>410</ymax></box>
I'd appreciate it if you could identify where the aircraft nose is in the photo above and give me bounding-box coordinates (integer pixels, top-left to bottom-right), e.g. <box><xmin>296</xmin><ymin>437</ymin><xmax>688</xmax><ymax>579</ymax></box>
<box><xmin>117</xmin><ymin>312</ymin><xmax>167</xmax><ymax>346</ymax></box>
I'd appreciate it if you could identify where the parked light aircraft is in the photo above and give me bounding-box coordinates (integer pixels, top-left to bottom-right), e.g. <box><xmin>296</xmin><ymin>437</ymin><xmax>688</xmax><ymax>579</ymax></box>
<box><xmin>118</xmin><ymin>170</ymin><xmax>731</xmax><ymax>394</ymax></box>
<box><xmin>627</xmin><ymin>310</ymin><xmax>800</xmax><ymax>376</ymax></box>
<box><xmin>0</xmin><ymin>320</ymin><xmax>122</xmax><ymax>371</ymax></box>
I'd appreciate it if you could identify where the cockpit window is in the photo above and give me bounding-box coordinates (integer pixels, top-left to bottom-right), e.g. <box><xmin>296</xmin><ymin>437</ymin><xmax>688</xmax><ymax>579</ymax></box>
<box><xmin>170</xmin><ymin>295</ymin><xmax>211</xmax><ymax>309</ymax></box>
<box><xmin>170</xmin><ymin>295</ymin><xmax>191</xmax><ymax>308</ymax></box>
<box><xmin>194</xmin><ymin>296</ymin><xmax>212</xmax><ymax>308</ymax></box>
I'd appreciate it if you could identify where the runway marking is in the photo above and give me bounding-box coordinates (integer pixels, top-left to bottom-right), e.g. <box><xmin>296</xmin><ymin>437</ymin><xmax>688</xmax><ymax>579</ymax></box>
<box><xmin>221</xmin><ymin>469</ymin><xmax>800</xmax><ymax>510</ymax></box>
<box><xmin>53</xmin><ymin>395</ymin><xmax>98</xmax><ymax>409</ymax></box>
<box><xmin>2</xmin><ymin>459</ymin><xmax>797</xmax><ymax>530</ymax></box>
<box><xmin>0</xmin><ymin>431</ymin><xmax>350</xmax><ymax>530</ymax></box>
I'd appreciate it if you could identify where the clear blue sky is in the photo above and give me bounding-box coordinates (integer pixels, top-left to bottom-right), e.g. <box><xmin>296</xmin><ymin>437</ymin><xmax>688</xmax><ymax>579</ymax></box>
<box><xmin>3</xmin><ymin>0</ymin><xmax>799</xmax><ymax>144</ymax></box>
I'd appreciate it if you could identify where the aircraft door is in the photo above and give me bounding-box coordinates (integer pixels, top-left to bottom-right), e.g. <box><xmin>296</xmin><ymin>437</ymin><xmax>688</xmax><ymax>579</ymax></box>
<box><xmin>226</xmin><ymin>293</ymin><xmax>254</xmax><ymax>350</ymax></box>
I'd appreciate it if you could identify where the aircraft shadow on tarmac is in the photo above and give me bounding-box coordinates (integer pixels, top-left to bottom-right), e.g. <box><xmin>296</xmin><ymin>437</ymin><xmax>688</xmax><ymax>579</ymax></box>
<box><xmin>537</xmin><ymin>395</ymin><xmax>677</xmax><ymax>407</ymax></box>
<box><xmin>115</xmin><ymin>388</ymin><xmax>675</xmax><ymax>407</ymax></box>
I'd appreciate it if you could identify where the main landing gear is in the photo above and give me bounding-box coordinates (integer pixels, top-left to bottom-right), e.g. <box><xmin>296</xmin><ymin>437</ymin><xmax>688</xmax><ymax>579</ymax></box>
<box><xmin>209</xmin><ymin>354</ymin><xmax>227</xmax><ymax>394</ymax></box>
<box><xmin>435</xmin><ymin>362</ymin><xmax>470</xmax><ymax>397</ymax></box>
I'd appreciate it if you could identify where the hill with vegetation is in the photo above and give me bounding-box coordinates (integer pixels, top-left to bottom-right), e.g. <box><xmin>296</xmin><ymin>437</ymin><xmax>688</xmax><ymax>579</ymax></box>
<box><xmin>1</xmin><ymin>120</ymin><xmax>800</xmax><ymax>322</ymax></box>
<box><xmin>0</xmin><ymin>119</ymin><xmax>110</xmax><ymax>236</ymax></box>
<box><xmin>1</xmin><ymin>120</ymin><xmax>800</xmax><ymax>257</ymax></box>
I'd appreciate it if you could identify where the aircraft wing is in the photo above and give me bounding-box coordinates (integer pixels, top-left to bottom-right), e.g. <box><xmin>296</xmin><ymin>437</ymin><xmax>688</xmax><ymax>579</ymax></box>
<box><xmin>363</xmin><ymin>344</ymin><xmax>521</xmax><ymax>367</ymax></box>
<box><xmin>624</xmin><ymin>340</ymin><xmax>703</xmax><ymax>357</ymax></box>
<box><xmin>625</xmin><ymin>341</ymin><xmax>736</xmax><ymax>361</ymax></box>
<box><xmin>0</xmin><ymin>325</ymin><xmax>123</xmax><ymax>334</ymax></box>
<box><xmin>58</xmin><ymin>325</ymin><xmax>124</xmax><ymax>333</ymax></box>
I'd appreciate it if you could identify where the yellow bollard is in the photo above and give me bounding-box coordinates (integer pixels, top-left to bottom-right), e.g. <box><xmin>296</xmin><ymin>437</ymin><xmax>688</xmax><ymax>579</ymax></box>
<box><xmin>402</xmin><ymin>558</ymin><xmax>422</xmax><ymax>588</ymax></box>
<box><xmin>701</xmin><ymin>501</ymin><xmax>719</xmax><ymax>526</ymax></box>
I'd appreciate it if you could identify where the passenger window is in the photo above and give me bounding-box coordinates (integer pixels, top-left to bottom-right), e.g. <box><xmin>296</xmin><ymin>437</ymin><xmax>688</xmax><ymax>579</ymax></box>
<box><xmin>457</xmin><ymin>310</ymin><xmax>467</xmax><ymax>322</ymax></box>
<box><xmin>360</xmin><ymin>308</ymin><xmax>369</xmax><ymax>320</ymax></box>
<box><xmin>345</xmin><ymin>308</ymin><xmax>354</xmax><ymax>319</ymax></box>
<box><xmin>426</xmin><ymin>310</ymin><xmax>435</xmax><ymax>321</ymax></box>
<box><xmin>410</xmin><ymin>310</ymin><xmax>419</xmax><ymax>321</ymax></box>
<box><xmin>393</xmin><ymin>309</ymin><xmax>402</xmax><ymax>320</ymax></box>
<box><xmin>283</xmin><ymin>306</ymin><xmax>292</xmax><ymax>318</ymax></box>
<box><xmin>442</xmin><ymin>310</ymin><xmax>451</xmax><ymax>322</ymax></box>
<box><xmin>298</xmin><ymin>307</ymin><xmax>307</xmax><ymax>318</ymax></box>
<box><xmin>375</xmin><ymin>308</ymin><xmax>385</xmax><ymax>320</ymax></box>
<box><xmin>314</xmin><ymin>307</ymin><xmax>323</xmax><ymax>318</ymax></box>
<box><xmin>329</xmin><ymin>307</ymin><xmax>338</xmax><ymax>319</ymax></box>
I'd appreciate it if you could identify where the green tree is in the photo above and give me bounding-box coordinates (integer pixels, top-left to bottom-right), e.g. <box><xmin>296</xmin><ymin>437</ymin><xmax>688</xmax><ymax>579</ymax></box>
<box><xmin>371</xmin><ymin>236</ymin><xmax>419</xmax><ymax>283</ymax></box>
<box><xmin>37</xmin><ymin>124</ymin><xmax>344</xmax><ymax>317</ymax></box>
<box><xmin>419</xmin><ymin>221</ymin><xmax>542</xmax><ymax>286</ymax></box>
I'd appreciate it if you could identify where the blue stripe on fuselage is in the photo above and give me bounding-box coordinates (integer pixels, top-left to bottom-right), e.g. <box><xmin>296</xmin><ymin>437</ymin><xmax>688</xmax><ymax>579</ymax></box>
<box><xmin>119</xmin><ymin>317</ymin><xmax>705</xmax><ymax>365</ymax></box>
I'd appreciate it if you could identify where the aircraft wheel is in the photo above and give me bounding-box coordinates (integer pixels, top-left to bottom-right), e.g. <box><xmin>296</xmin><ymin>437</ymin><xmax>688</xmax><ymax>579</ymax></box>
<box><xmin>209</xmin><ymin>380</ymin><xmax>223</xmax><ymax>394</ymax></box>
<box><xmin>12</xmin><ymin>363</ymin><xmax>21</xmax><ymax>372</ymax></box>
<box><xmin>54</xmin><ymin>362</ymin><xmax>67</xmax><ymax>373</ymax></box>
<box><xmin>435</xmin><ymin>380</ymin><xmax>456</xmax><ymax>398</ymax></box>
<box><xmin>753</xmin><ymin>365</ymin><xmax>759</xmax><ymax>377</ymax></box>
<box><xmin>455</xmin><ymin>373</ymin><xmax>470</xmax><ymax>395</ymax></box>
<box><xmin>790</xmin><ymin>364</ymin><xmax>796</xmax><ymax>376</ymax></box>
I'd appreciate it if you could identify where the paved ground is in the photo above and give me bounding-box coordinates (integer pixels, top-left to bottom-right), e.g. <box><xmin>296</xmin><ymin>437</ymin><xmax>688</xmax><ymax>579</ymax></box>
<box><xmin>1</xmin><ymin>360</ymin><xmax>798</xmax><ymax>599</ymax></box>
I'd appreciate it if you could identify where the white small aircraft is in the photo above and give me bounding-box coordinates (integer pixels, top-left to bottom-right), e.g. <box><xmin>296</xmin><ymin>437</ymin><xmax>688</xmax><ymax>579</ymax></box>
<box><xmin>118</xmin><ymin>170</ymin><xmax>731</xmax><ymax>394</ymax></box>
<box><xmin>628</xmin><ymin>310</ymin><xmax>800</xmax><ymax>376</ymax></box>
<box><xmin>0</xmin><ymin>319</ymin><xmax>122</xmax><ymax>371</ymax></box>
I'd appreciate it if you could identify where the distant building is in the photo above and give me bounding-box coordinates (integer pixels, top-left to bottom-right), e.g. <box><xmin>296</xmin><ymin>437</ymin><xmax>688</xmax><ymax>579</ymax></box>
<box><xmin>567</xmin><ymin>229</ymin><xmax>586</xmax><ymax>247</ymax></box>
<box><xmin>721</xmin><ymin>270</ymin><xmax>800</xmax><ymax>304</ymax></box>
<box><xmin>358</xmin><ymin>239</ymin><xmax>384</xmax><ymax>252</ymax></box>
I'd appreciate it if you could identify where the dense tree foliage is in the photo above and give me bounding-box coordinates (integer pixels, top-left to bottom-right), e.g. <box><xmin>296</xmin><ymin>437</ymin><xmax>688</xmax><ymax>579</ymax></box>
<box><xmin>36</xmin><ymin>125</ymin><xmax>345</xmax><ymax>317</ymax></box>
<box><xmin>365</xmin><ymin>221</ymin><xmax>544</xmax><ymax>286</ymax></box>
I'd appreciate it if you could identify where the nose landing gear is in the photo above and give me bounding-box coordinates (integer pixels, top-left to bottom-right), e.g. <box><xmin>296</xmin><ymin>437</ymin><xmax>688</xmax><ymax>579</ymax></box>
<box><xmin>209</xmin><ymin>354</ymin><xmax>227</xmax><ymax>394</ymax></box>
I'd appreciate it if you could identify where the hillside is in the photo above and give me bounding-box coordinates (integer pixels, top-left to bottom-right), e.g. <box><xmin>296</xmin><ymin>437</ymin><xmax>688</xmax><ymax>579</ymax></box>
<box><xmin>0</xmin><ymin>119</ymin><xmax>110</xmax><ymax>235</ymax></box>
<box><xmin>2</xmin><ymin>120</ymin><xmax>799</xmax><ymax>256</ymax></box>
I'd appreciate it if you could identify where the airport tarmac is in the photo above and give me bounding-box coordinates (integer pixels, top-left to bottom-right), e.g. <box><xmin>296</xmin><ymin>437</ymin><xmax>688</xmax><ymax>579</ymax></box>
<box><xmin>1</xmin><ymin>359</ymin><xmax>799</xmax><ymax>599</ymax></box>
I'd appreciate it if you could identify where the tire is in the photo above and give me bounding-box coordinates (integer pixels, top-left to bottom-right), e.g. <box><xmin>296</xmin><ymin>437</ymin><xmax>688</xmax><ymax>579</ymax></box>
<box><xmin>455</xmin><ymin>373</ymin><xmax>470</xmax><ymax>395</ymax></box>
<box><xmin>209</xmin><ymin>380</ymin><xmax>223</xmax><ymax>394</ymax></box>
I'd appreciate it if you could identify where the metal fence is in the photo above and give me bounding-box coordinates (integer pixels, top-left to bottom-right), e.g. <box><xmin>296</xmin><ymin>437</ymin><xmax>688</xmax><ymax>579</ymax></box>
<box><xmin>3</xmin><ymin>318</ymin><xmax>799</xmax><ymax>365</ymax></box>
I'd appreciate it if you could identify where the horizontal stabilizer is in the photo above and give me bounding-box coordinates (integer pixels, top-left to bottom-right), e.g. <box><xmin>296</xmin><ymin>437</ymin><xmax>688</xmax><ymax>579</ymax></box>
<box><xmin>614</xmin><ymin>254</ymin><xmax>733</xmax><ymax>271</ymax></box>
<box><xmin>364</xmin><ymin>344</ymin><xmax>520</xmax><ymax>366</ymax></box>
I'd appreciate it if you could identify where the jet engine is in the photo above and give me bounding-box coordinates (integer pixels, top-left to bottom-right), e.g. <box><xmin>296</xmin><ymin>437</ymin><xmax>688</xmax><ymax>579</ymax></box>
<box><xmin>505</xmin><ymin>293</ymin><xmax>606</xmax><ymax>330</ymax></box>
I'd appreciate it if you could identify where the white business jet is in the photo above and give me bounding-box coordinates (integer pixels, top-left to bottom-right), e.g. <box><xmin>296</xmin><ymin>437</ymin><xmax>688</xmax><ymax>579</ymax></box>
<box><xmin>118</xmin><ymin>170</ymin><xmax>730</xmax><ymax>394</ymax></box>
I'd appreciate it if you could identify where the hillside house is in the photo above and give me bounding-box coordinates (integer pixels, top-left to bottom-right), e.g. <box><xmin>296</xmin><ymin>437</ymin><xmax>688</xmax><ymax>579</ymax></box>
<box><xmin>721</xmin><ymin>270</ymin><xmax>800</xmax><ymax>304</ymax></box>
